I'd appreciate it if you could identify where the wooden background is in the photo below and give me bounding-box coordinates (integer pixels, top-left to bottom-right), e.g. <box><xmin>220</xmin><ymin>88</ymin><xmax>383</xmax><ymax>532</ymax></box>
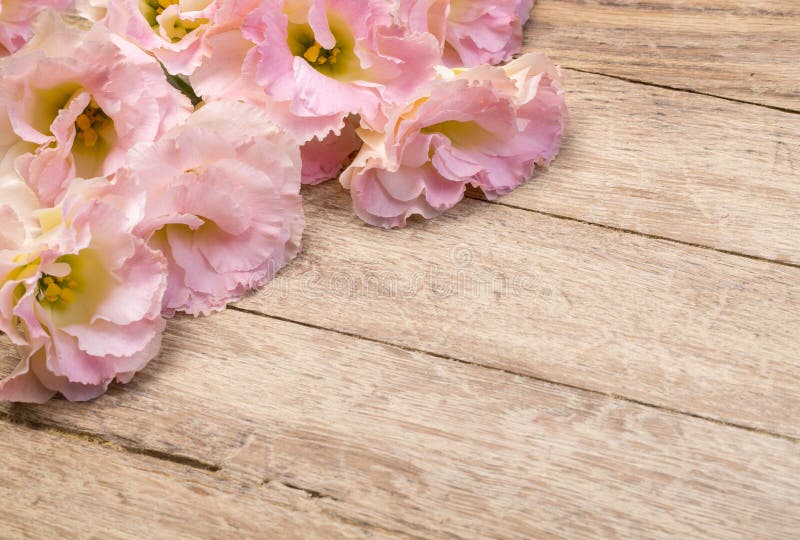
<box><xmin>2</xmin><ymin>1</ymin><xmax>799</xmax><ymax>538</ymax></box>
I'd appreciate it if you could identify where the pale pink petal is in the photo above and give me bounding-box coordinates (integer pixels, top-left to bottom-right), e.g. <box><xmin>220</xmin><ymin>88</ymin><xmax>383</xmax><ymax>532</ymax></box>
<box><xmin>112</xmin><ymin>100</ymin><xmax>304</xmax><ymax>317</ymax></box>
<box><xmin>301</xmin><ymin>115</ymin><xmax>362</xmax><ymax>185</ymax></box>
<box><xmin>0</xmin><ymin>183</ymin><xmax>168</xmax><ymax>402</ymax></box>
<box><xmin>0</xmin><ymin>0</ymin><xmax>72</xmax><ymax>55</ymax></box>
<box><xmin>0</xmin><ymin>350</ymin><xmax>56</xmax><ymax>403</ymax></box>
<box><xmin>340</xmin><ymin>53</ymin><xmax>567</xmax><ymax>227</ymax></box>
<box><xmin>0</xmin><ymin>14</ymin><xmax>192</xmax><ymax>205</ymax></box>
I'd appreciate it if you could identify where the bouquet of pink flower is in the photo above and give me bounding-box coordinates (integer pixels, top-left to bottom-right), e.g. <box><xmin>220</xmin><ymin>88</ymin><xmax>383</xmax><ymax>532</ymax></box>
<box><xmin>0</xmin><ymin>0</ymin><xmax>566</xmax><ymax>402</ymax></box>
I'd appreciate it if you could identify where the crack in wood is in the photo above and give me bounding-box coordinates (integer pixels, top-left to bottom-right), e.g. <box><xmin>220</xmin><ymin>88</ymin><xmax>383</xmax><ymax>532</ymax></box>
<box><xmin>562</xmin><ymin>67</ymin><xmax>800</xmax><ymax>115</ymax></box>
<box><xmin>318</xmin><ymin>508</ymin><xmax>455</xmax><ymax>540</ymax></box>
<box><xmin>0</xmin><ymin>410</ymin><xmax>221</xmax><ymax>472</ymax></box>
<box><xmin>469</xmin><ymin>195</ymin><xmax>800</xmax><ymax>270</ymax></box>
<box><xmin>228</xmin><ymin>306</ymin><xmax>800</xmax><ymax>444</ymax></box>
<box><xmin>0</xmin><ymin>411</ymin><xmax>447</xmax><ymax>539</ymax></box>
<box><xmin>264</xmin><ymin>478</ymin><xmax>342</xmax><ymax>502</ymax></box>
<box><xmin>256</xmin><ymin>479</ymin><xmax>440</xmax><ymax>539</ymax></box>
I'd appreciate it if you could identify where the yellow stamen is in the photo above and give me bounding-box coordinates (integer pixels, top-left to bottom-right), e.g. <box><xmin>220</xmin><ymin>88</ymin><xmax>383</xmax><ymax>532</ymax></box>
<box><xmin>303</xmin><ymin>43</ymin><xmax>322</xmax><ymax>63</ymax></box>
<box><xmin>74</xmin><ymin>101</ymin><xmax>107</xmax><ymax>149</ymax></box>
<box><xmin>302</xmin><ymin>42</ymin><xmax>341</xmax><ymax>66</ymax></box>
<box><xmin>179</xmin><ymin>17</ymin><xmax>205</xmax><ymax>31</ymax></box>
<box><xmin>45</xmin><ymin>283</ymin><xmax>61</xmax><ymax>301</ymax></box>
<box><xmin>37</xmin><ymin>269</ymin><xmax>79</xmax><ymax>307</ymax></box>
<box><xmin>82</xmin><ymin>129</ymin><xmax>98</xmax><ymax>147</ymax></box>
<box><xmin>75</xmin><ymin>114</ymin><xmax>92</xmax><ymax>131</ymax></box>
<box><xmin>59</xmin><ymin>288</ymin><xmax>76</xmax><ymax>303</ymax></box>
<box><xmin>154</xmin><ymin>0</ymin><xmax>178</xmax><ymax>14</ymax></box>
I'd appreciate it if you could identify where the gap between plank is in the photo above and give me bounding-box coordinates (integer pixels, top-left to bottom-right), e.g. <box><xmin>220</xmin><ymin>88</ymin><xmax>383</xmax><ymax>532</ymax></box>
<box><xmin>262</xmin><ymin>480</ymin><xmax>435</xmax><ymax>540</ymax></box>
<box><xmin>317</xmin><ymin>511</ymin><xmax>435</xmax><ymax>540</ymax></box>
<box><xmin>0</xmin><ymin>409</ymin><xmax>220</xmax><ymax>472</ymax></box>
<box><xmin>562</xmin><ymin>66</ymin><xmax>800</xmax><ymax>115</ymax></box>
<box><xmin>0</xmin><ymin>409</ymin><xmax>429</xmax><ymax>540</ymax></box>
<box><xmin>463</xmin><ymin>65</ymin><xmax>800</xmax><ymax>269</ymax></box>
<box><xmin>468</xmin><ymin>196</ymin><xmax>800</xmax><ymax>270</ymax></box>
<box><xmin>229</xmin><ymin>305</ymin><xmax>800</xmax><ymax>445</ymax></box>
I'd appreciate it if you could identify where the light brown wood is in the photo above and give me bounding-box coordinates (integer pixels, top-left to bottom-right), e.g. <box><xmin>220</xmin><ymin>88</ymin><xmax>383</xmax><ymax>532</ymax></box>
<box><xmin>233</xmin><ymin>182</ymin><xmax>800</xmax><ymax>438</ymax></box>
<box><xmin>526</xmin><ymin>0</ymin><xmax>800</xmax><ymax>110</ymax></box>
<box><xmin>500</xmin><ymin>69</ymin><xmax>800</xmax><ymax>265</ymax></box>
<box><xmin>2</xmin><ymin>310</ymin><xmax>799</xmax><ymax>539</ymax></box>
<box><xmin>2</xmin><ymin>4</ymin><xmax>799</xmax><ymax>539</ymax></box>
<box><xmin>0</xmin><ymin>420</ymin><xmax>397</xmax><ymax>539</ymax></box>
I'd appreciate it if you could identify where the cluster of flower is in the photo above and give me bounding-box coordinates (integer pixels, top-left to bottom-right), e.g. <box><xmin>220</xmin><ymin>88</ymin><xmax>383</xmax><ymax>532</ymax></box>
<box><xmin>0</xmin><ymin>0</ymin><xmax>567</xmax><ymax>402</ymax></box>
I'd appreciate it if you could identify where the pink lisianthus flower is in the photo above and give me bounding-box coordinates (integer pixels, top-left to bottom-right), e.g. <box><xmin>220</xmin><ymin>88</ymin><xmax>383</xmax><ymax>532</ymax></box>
<box><xmin>398</xmin><ymin>0</ymin><xmax>534</xmax><ymax>67</ymax></box>
<box><xmin>300</xmin><ymin>114</ymin><xmax>361</xmax><ymax>185</ymax></box>
<box><xmin>112</xmin><ymin>100</ymin><xmax>304</xmax><ymax>317</ymax></box>
<box><xmin>0</xmin><ymin>158</ymin><xmax>36</xmax><ymax>252</ymax></box>
<box><xmin>0</xmin><ymin>13</ymin><xmax>192</xmax><ymax>207</ymax></box>
<box><xmin>340</xmin><ymin>53</ymin><xmax>568</xmax><ymax>228</ymax></box>
<box><xmin>0</xmin><ymin>0</ymin><xmax>72</xmax><ymax>56</ymax></box>
<box><xmin>192</xmin><ymin>0</ymin><xmax>440</xmax><ymax>146</ymax></box>
<box><xmin>0</xmin><ymin>181</ymin><xmax>168</xmax><ymax>403</ymax></box>
<box><xmin>0</xmin><ymin>145</ymin><xmax>42</xmax><ymax>245</ymax></box>
<box><xmin>105</xmin><ymin>0</ymin><xmax>257</xmax><ymax>75</ymax></box>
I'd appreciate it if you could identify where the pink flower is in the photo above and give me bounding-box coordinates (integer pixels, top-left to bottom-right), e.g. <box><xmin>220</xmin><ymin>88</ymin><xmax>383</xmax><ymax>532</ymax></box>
<box><xmin>300</xmin><ymin>114</ymin><xmax>361</xmax><ymax>185</ymax></box>
<box><xmin>0</xmin><ymin>13</ymin><xmax>192</xmax><ymax>207</ymax></box>
<box><xmin>398</xmin><ymin>0</ymin><xmax>535</xmax><ymax>67</ymax></box>
<box><xmin>113</xmin><ymin>100</ymin><xmax>304</xmax><ymax>317</ymax></box>
<box><xmin>192</xmin><ymin>0</ymin><xmax>440</xmax><ymax>143</ymax></box>
<box><xmin>0</xmin><ymin>0</ymin><xmax>72</xmax><ymax>56</ymax></box>
<box><xmin>105</xmin><ymin>0</ymin><xmax>257</xmax><ymax>75</ymax></box>
<box><xmin>0</xmin><ymin>146</ymin><xmax>41</xmax><ymax>245</ymax></box>
<box><xmin>340</xmin><ymin>53</ymin><xmax>568</xmax><ymax>228</ymax></box>
<box><xmin>0</xmin><ymin>181</ymin><xmax>167</xmax><ymax>403</ymax></box>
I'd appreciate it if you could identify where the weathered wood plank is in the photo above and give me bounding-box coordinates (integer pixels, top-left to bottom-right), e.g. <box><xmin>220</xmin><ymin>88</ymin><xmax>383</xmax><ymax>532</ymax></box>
<box><xmin>0</xmin><ymin>421</ymin><xmax>397</xmax><ymax>540</ymax></box>
<box><xmin>2</xmin><ymin>310</ymin><xmax>798</xmax><ymax>539</ymax></box>
<box><xmin>236</xmin><ymin>183</ymin><xmax>800</xmax><ymax>438</ymax></box>
<box><xmin>499</xmin><ymin>69</ymin><xmax>800</xmax><ymax>265</ymax></box>
<box><xmin>526</xmin><ymin>0</ymin><xmax>800</xmax><ymax>110</ymax></box>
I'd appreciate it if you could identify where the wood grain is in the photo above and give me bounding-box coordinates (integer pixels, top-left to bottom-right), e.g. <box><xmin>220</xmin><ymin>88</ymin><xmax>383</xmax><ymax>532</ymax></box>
<box><xmin>234</xmin><ymin>183</ymin><xmax>800</xmax><ymax>438</ymax></box>
<box><xmin>525</xmin><ymin>0</ymin><xmax>800</xmax><ymax>110</ymax></box>
<box><xmin>2</xmin><ymin>6</ymin><xmax>797</xmax><ymax>540</ymax></box>
<box><xmin>499</xmin><ymin>69</ymin><xmax>800</xmax><ymax>265</ymax></box>
<box><xmin>0</xmin><ymin>421</ymin><xmax>397</xmax><ymax>540</ymax></box>
<box><xmin>2</xmin><ymin>310</ymin><xmax>798</xmax><ymax>539</ymax></box>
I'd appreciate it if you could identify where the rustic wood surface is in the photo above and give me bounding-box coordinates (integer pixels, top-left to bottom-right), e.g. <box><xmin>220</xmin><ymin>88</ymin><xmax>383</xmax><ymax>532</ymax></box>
<box><xmin>500</xmin><ymin>69</ymin><xmax>800</xmax><ymax>265</ymax></box>
<box><xmin>2</xmin><ymin>2</ymin><xmax>799</xmax><ymax>539</ymax></box>
<box><xmin>2</xmin><ymin>311</ymin><xmax>799</xmax><ymax>539</ymax></box>
<box><xmin>237</xmin><ymin>183</ymin><xmax>800</xmax><ymax>439</ymax></box>
<box><xmin>0</xmin><ymin>421</ymin><xmax>399</xmax><ymax>539</ymax></box>
<box><xmin>527</xmin><ymin>0</ymin><xmax>800</xmax><ymax>111</ymax></box>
